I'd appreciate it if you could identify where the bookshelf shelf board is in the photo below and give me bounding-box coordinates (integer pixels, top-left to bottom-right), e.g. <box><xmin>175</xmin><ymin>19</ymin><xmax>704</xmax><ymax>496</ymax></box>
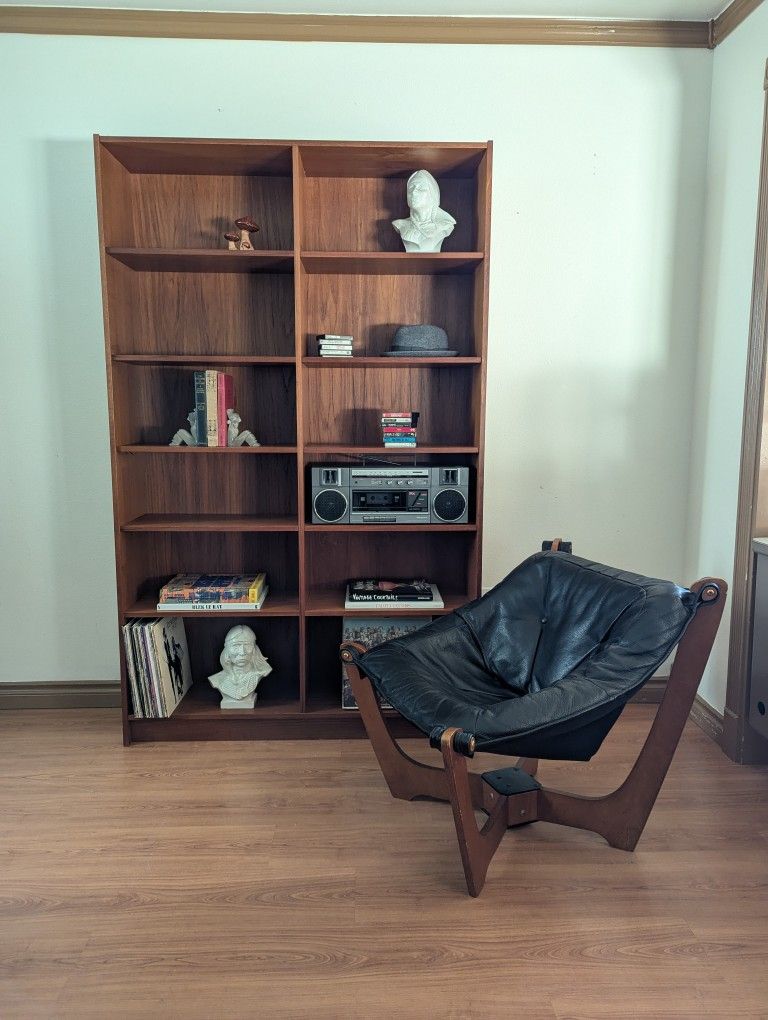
<box><xmin>303</xmin><ymin>444</ymin><xmax>479</xmax><ymax>456</ymax></box>
<box><xmin>114</xmin><ymin>354</ymin><xmax>296</xmax><ymax>366</ymax></box>
<box><xmin>304</xmin><ymin>701</ymin><xmax>412</xmax><ymax>723</ymax></box>
<box><xmin>101</xmin><ymin>137</ymin><xmax>294</xmax><ymax>175</ymax></box>
<box><xmin>122</xmin><ymin>514</ymin><xmax>299</xmax><ymax>532</ymax></box>
<box><xmin>125</xmin><ymin>593</ymin><xmax>300</xmax><ymax>617</ymax></box>
<box><xmin>119</xmin><ymin>445</ymin><xmax>297</xmax><ymax>455</ymax></box>
<box><xmin>106</xmin><ymin>248</ymin><xmax>295</xmax><ymax>274</ymax></box>
<box><xmin>304</xmin><ymin>523</ymin><xmax>477</xmax><ymax>533</ymax></box>
<box><xmin>304</xmin><ymin>591</ymin><xmax>469</xmax><ymax>617</ymax></box>
<box><xmin>298</xmin><ymin>142</ymin><xmax>486</xmax><ymax>178</ymax></box>
<box><xmin>302</xmin><ymin>357</ymin><xmax>481</xmax><ymax>367</ymax></box>
<box><xmin>130</xmin><ymin>687</ymin><xmax>301</xmax><ymax>722</ymax></box>
<box><xmin>300</xmin><ymin>252</ymin><xmax>484</xmax><ymax>275</ymax></box>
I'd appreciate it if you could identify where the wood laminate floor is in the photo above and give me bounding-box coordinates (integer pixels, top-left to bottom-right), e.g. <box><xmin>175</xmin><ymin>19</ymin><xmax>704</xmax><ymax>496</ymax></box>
<box><xmin>0</xmin><ymin>706</ymin><xmax>767</xmax><ymax>1019</ymax></box>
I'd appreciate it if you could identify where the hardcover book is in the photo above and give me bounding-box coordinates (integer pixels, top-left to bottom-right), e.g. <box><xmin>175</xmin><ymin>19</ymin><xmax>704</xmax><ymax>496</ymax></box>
<box><xmin>217</xmin><ymin>372</ymin><xmax>234</xmax><ymax>447</ymax></box>
<box><xmin>345</xmin><ymin>580</ymin><xmax>443</xmax><ymax>610</ymax></box>
<box><xmin>205</xmin><ymin>370</ymin><xmax>218</xmax><ymax>447</ymax></box>
<box><xmin>193</xmin><ymin>371</ymin><xmax>208</xmax><ymax>447</ymax></box>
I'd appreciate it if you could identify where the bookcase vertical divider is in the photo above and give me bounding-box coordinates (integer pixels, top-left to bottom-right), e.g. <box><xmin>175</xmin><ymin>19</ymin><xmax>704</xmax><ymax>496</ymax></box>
<box><xmin>293</xmin><ymin>144</ymin><xmax>308</xmax><ymax>712</ymax></box>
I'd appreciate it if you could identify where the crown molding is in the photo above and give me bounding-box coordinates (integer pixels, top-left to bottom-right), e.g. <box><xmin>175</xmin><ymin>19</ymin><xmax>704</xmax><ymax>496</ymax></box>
<box><xmin>0</xmin><ymin>6</ymin><xmax>713</xmax><ymax>47</ymax></box>
<box><xmin>712</xmin><ymin>0</ymin><xmax>764</xmax><ymax>45</ymax></box>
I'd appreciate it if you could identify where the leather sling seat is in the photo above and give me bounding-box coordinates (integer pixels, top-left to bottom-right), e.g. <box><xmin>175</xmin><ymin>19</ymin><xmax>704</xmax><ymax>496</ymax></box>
<box><xmin>352</xmin><ymin>551</ymin><xmax>699</xmax><ymax>761</ymax></box>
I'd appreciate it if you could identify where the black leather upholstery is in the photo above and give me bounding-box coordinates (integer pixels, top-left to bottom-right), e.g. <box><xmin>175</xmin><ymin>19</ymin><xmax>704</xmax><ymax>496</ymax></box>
<box><xmin>350</xmin><ymin>552</ymin><xmax>699</xmax><ymax>760</ymax></box>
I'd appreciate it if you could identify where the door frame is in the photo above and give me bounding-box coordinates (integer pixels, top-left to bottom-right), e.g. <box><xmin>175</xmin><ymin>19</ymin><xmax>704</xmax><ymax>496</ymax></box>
<box><xmin>724</xmin><ymin>59</ymin><xmax>768</xmax><ymax>764</ymax></box>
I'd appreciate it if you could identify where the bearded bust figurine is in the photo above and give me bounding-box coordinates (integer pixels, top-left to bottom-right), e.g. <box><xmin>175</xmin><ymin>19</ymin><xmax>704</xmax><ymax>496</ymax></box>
<box><xmin>209</xmin><ymin>624</ymin><xmax>272</xmax><ymax>709</ymax></box>
<box><xmin>392</xmin><ymin>169</ymin><xmax>456</xmax><ymax>253</ymax></box>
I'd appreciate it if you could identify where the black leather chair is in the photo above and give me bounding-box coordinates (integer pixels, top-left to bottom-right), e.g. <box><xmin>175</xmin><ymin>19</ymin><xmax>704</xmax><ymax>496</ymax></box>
<box><xmin>341</xmin><ymin>548</ymin><xmax>726</xmax><ymax>896</ymax></box>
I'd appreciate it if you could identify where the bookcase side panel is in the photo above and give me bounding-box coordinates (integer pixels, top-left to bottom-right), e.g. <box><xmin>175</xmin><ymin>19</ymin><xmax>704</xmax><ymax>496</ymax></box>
<box><xmin>293</xmin><ymin>144</ymin><xmax>309</xmax><ymax>710</ymax></box>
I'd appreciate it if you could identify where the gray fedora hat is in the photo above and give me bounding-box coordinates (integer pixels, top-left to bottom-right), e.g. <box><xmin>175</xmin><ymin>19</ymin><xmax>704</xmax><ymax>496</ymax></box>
<box><xmin>384</xmin><ymin>324</ymin><xmax>458</xmax><ymax>357</ymax></box>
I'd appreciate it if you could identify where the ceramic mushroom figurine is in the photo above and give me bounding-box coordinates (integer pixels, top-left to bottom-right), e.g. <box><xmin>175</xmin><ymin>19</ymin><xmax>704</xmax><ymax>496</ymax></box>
<box><xmin>224</xmin><ymin>231</ymin><xmax>239</xmax><ymax>251</ymax></box>
<box><xmin>234</xmin><ymin>217</ymin><xmax>260</xmax><ymax>251</ymax></box>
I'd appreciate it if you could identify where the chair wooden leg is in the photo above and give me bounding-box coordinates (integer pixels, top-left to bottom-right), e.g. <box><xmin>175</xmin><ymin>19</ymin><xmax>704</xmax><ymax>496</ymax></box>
<box><xmin>340</xmin><ymin>643</ymin><xmax>487</xmax><ymax>806</ymax></box>
<box><xmin>537</xmin><ymin>579</ymin><xmax>727</xmax><ymax>850</ymax></box>
<box><xmin>440</xmin><ymin>729</ymin><xmax>508</xmax><ymax>897</ymax></box>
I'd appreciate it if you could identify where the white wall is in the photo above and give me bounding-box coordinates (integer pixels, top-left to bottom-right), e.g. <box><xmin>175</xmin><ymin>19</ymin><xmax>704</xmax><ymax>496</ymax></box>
<box><xmin>0</xmin><ymin>34</ymin><xmax>712</xmax><ymax>683</ymax></box>
<box><xmin>686</xmin><ymin>3</ymin><xmax>768</xmax><ymax>711</ymax></box>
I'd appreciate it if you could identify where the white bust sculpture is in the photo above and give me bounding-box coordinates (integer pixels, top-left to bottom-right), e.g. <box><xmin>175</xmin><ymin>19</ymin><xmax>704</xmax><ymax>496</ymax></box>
<box><xmin>208</xmin><ymin>624</ymin><xmax>272</xmax><ymax>709</ymax></box>
<box><xmin>392</xmin><ymin>170</ymin><xmax>456</xmax><ymax>253</ymax></box>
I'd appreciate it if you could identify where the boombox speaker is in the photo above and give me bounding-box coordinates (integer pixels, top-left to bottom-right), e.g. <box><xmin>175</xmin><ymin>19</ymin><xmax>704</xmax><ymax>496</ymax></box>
<box><xmin>311</xmin><ymin>466</ymin><xmax>351</xmax><ymax>524</ymax></box>
<box><xmin>430</xmin><ymin>467</ymin><xmax>469</xmax><ymax>524</ymax></box>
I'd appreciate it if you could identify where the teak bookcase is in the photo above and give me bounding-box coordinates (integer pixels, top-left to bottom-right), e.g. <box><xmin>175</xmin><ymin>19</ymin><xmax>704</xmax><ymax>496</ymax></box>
<box><xmin>95</xmin><ymin>136</ymin><xmax>491</xmax><ymax>744</ymax></box>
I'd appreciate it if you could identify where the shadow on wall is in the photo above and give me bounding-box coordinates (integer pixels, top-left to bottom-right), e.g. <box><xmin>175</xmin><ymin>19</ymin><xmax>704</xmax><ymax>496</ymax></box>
<box><xmin>484</xmin><ymin>49</ymin><xmax>709</xmax><ymax>590</ymax></box>
<box><xmin>40</xmin><ymin>138</ymin><xmax>117</xmax><ymax>679</ymax></box>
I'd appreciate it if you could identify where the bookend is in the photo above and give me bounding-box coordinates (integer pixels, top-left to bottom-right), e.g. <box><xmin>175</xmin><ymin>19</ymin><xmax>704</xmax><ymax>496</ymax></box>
<box><xmin>340</xmin><ymin>577</ymin><xmax>726</xmax><ymax>897</ymax></box>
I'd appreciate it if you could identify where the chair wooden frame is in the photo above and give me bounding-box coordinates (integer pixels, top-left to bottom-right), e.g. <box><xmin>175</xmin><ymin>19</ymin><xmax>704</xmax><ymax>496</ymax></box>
<box><xmin>340</xmin><ymin>577</ymin><xmax>727</xmax><ymax>896</ymax></box>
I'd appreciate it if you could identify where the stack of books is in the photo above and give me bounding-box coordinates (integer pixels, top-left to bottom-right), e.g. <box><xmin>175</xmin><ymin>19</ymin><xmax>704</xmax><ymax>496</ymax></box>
<box><xmin>157</xmin><ymin>573</ymin><xmax>269</xmax><ymax>612</ymax></box>
<box><xmin>344</xmin><ymin>578</ymin><xmax>444</xmax><ymax>610</ymax></box>
<box><xmin>316</xmin><ymin>334</ymin><xmax>353</xmax><ymax>358</ymax></box>
<box><xmin>121</xmin><ymin>617</ymin><xmax>192</xmax><ymax>718</ymax></box>
<box><xmin>381</xmin><ymin>410</ymin><xmax>419</xmax><ymax>448</ymax></box>
<box><xmin>193</xmin><ymin>369</ymin><xmax>234</xmax><ymax>446</ymax></box>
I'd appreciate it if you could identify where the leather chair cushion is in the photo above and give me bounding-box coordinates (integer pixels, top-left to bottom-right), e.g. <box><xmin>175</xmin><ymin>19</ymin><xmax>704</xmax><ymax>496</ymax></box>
<box><xmin>353</xmin><ymin>552</ymin><xmax>698</xmax><ymax>760</ymax></box>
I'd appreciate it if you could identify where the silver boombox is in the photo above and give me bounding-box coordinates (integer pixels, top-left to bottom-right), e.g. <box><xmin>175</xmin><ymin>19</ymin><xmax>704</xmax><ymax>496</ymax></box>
<box><xmin>310</xmin><ymin>465</ymin><xmax>470</xmax><ymax>525</ymax></box>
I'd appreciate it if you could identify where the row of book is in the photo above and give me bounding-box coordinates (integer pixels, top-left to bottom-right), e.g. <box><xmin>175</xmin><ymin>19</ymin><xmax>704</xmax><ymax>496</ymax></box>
<box><xmin>316</xmin><ymin>333</ymin><xmax>353</xmax><ymax>358</ymax></box>
<box><xmin>381</xmin><ymin>410</ymin><xmax>419</xmax><ymax>448</ymax></box>
<box><xmin>193</xmin><ymin>370</ymin><xmax>234</xmax><ymax>446</ymax></box>
<box><xmin>158</xmin><ymin>573</ymin><xmax>269</xmax><ymax>611</ymax></box>
<box><xmin>122</xmin><ymin>617</ymin><xmax>192</xmax><ymax>718</ymax></box>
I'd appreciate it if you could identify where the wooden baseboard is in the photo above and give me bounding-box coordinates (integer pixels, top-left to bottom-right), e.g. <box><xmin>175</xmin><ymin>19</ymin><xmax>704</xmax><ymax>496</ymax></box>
<box><xmin>632</xmin><ymin>676</ymin><xmax>667</xmax><ymax>704</ymax></box>
<box><xmin>689</xmin><ymin>693</ymin><xmax>724</xmax><ymax>745</ymax></box>
<box><xmin>0</xmin><ymin>681</ymin><xmax>121</xmax><ymax>710</ymax></box>
<box><xmin>1</xmin><ymin>678</ymin><xmax>665</xmax><ymax>711</ymax></box>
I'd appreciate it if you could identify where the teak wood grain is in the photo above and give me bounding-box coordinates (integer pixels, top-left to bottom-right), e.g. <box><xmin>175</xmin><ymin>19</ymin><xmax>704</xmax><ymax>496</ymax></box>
<box><xmin>95</xmin><ymin>136</ymin><xmax>491</xmax><ymax>743</ymax></box>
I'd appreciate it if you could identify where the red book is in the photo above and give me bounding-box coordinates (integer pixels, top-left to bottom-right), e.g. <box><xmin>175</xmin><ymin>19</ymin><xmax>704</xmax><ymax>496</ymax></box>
<box><xmin>382</xmin><ymin>426</ymin><xmax>417</xmax><ymax>434</ymax></box>
<box><xmin>217</xmin><ymin>373</ymin><xmax>234</xmax><ymax>446</ymax></box>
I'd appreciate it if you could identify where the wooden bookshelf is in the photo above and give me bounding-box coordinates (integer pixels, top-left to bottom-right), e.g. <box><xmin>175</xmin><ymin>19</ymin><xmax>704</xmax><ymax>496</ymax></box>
<box><xmin>95</xmin><ymin>136</ymin><xmax>491</xmax><ymax>743</ymax></box>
